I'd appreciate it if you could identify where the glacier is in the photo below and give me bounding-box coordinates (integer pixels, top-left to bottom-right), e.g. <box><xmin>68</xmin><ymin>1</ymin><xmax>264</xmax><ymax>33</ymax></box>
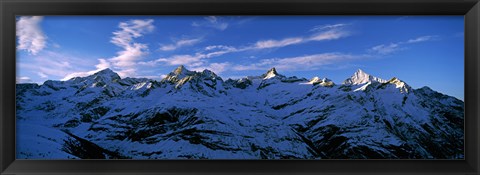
<box><xmin>16</xmin><ymin>66</ymin><xmax>464</xmax><ymax>159</ymax></box>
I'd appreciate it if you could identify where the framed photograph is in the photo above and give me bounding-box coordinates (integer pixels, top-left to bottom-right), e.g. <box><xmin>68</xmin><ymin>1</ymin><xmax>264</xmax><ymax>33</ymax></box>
<box><xmin>1</xmin><ymin>0</ymin><xmax>479</xmax><ymax>174</ymax></box>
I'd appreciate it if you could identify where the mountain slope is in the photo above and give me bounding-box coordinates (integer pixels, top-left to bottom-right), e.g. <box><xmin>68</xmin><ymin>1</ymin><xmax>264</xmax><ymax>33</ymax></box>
<box><xmin>16</xmin><ymin>66</ymin><xmax>464</xmax><ymax>159</ymax></box>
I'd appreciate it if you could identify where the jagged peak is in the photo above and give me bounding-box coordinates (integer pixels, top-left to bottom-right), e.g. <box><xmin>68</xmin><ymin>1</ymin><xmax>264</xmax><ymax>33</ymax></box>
<box><xmin>387</xmin><ymin>77</ymin><xmax>406</xmax><ymax>85</ymax></box>
<box><xmin>303</xmin><ymin>76</ymin><xmax>334</xmax><ymax>87</ymax></box>
<box><xmin>162</xmin><ymin>65</ymin><xmax>195</xmax><ymax>82</ymax></box>
<box><xmin>201</xmin><ymin>69</ymin><xmax>222</xmax><ymax>80</ymax></box>
<box><xmin>202</xmin><ymin>69</ymin><xmax>214</xmax><ymax>75</ymax></box>
<box><xmin>322</xmin><ymin>77</ymin><xmax>332</xmax><ymax>82</ymax></box>
<box><xmin>388</xmin><ymin>77</ymin><xmax>401</xmax><ymax>83</ymax></box>
<box><xmin>173</xmin><ymin>65</ymin><xmax>192</xmax><ymax>75</ymax></box>
<box><xmin>267</xmin><ymin>67</ymin><xmax>278</xmax><ymax>74</ymax></box>
<box><xmin>356</xmin><ymin>69</ymin><xmax>366</xmax><ymax>74</ymax></box>
<box><xmin>418</xmin><ymin>86</ymin><xmax>433</xmax><ymax>91</ymax></box>
<box><xmin>262</xmin><ymin>67</ymin><xmax>285</xmax><ymax>79</ymax></box>
<box><xmin>90</xmin><ymin>68</ymin><xmax>120</xmax><ymax>81</ymax></box>
<box><xmin>343</xmin><ymin>69</ymin><xmax>386</xmax><ymax>85</ymax></box>
<box><xmin>386</xmin><ymin>77</ymin><xmax>411</xmax><ymax>93</ymax></box>
<box><xmin>309</xmin><ymin>76</ymin><xmax>321</xmax><ymax>82</ymax></box>
<box><xmin>93</xmin><ymin>68</ymin><xmax>115</xmax><ymax>75</ymax></box>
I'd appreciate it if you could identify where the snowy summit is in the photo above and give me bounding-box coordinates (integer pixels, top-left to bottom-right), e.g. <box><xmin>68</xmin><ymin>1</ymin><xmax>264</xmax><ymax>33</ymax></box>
<box><xmin>262</xmin><ymin>67</ymin><xmax>283</xmax><ymax>79</ymax></box>
<box><xmin>343</xmin><ymin>69</ymin><xmax>387</xmax><ymax>85</ymax></box>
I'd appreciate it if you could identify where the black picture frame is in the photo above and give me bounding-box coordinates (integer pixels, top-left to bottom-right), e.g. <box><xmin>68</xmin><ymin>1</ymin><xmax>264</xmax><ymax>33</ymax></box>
<box><xmin>1</xmin><ymin>0</ymin><xmax>479</xmax><ymax>174</ymax></box>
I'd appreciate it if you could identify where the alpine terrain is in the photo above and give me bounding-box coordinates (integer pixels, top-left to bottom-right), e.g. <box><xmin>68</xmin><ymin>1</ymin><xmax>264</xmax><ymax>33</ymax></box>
<box><xmin>16</xmin><ymin>66</ymin><xmax>464</xmax><ymax>159</ymax></box>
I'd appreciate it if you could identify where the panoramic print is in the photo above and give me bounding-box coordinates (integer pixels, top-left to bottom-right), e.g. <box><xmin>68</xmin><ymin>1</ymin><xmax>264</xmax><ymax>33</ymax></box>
<box><xmin>16</xmin><ymin>16</ymin><xmax>464</xmax><ymax>159</ymax></box>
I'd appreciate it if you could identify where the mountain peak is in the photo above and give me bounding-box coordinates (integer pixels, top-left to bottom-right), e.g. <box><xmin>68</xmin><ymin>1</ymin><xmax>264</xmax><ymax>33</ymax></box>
<box><xmin>306</xmin><ymin>76</ymin><xmax>334</xmax><ymax>87</ymax></box>
<box><xmin>162</xmin><ymin>65</ymin><xmax>195</xmax><ymax>83</ymax></box>
<box><xmin>94</xmin><ymin>68</ymin><xmax>115</xmax><ymax>75</ymax></box>
<box><xmin>309</xmin><ymin>77</ymin><xmax>321</xmax><ymax>83</ymax></box>
<box><xmin>343</xmin><ymin>69</ymin><xmax>386</xmax><ymax>85</ymax></box>
<box><xmin>170</xmin><ymin>65</ymin><xmax>195</xmax><ymax>77</ymax></box>
<box><xmin>268</xmin><ymin>67</ymin><xmax>278</xmax><ymax>74</ymax></box>
<box><xmin>173</xmin><ymin>65</ymin><xmax>190</xmax><ymax>75</ymax></box>
<box><xmin>386</xmin><ymin>77</ymin><xmax>411</xmax><ymax>93</ymax></box>
<box><xmin>262</xmin><ymin>67</ymin><xmax>283</xmax><ymax>79</ymax></box>
<box><xmin>201</xmin><ymin>69</ymin><xmax>220</xmax><ymax>79</ymax></box>
<box><xmin>92</xmin><ymin>68</ymin><xmax>120</xmax><ymax>80</ymax></box>
<box><xmin>355</xmin><ymin>69</ymin><xmax>367</xmax><ymax>75</ymax></box>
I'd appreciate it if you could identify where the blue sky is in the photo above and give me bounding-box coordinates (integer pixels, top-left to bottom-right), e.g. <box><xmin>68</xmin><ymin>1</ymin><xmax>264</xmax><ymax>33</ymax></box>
<box><xmin>16</xmin><ymin>16</ymin><xmax>464</xmax><ymax>100</ymax></box>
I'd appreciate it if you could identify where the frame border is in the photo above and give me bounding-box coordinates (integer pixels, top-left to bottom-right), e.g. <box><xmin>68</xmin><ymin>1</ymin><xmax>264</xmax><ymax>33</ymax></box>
<box><xmin>1</xmin><ymin>0</ymin><xmax>479</xmax><ymax>174</ymax></box>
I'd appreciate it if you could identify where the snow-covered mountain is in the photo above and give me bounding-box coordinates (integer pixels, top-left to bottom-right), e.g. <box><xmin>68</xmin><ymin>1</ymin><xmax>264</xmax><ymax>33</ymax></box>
<box><xmin>16</xmin><ymin>66</ymin><xmax>464</xmax><ymax>159</ymax></box>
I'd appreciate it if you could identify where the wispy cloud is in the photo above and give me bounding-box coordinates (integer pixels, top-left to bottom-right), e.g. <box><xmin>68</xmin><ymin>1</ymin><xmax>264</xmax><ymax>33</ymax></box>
<box><xmin>61</xmin><ymin>58</ymin><xmax>112</xmax><ymax>81</ymax></box>
<box><xmin>16</xmin><ymin>76</ymin><xmax>33</xmax><ymax>83</ymax></box>
<box><xmin>309</xmin><ymin>29</ymin><xmax>349</xmax><ymax>41</ymax></box>
<box><xmin>16</xmin><ymin>16</ymin><xmax>47</xmax><ymax>55</ymax></box>
<box><xmin>189</xmin><ymin>62</ymin><xmax>231</xmax><ymax>74</ymax></box>
<box><xmin>17</xmin><ymin>50</ymin><xmax>98</xmax><ymax>81</ymax></box>
<box><xmin>140</xmin><ymin>23</ymin><xmax>352</xmax><ymax>73</ymax></box>
<box><xmin>192</xmin><ymin>16</ymin><xmax>229</xmax><ymax>31</ymax></box>
<box><xmin>109</xmin><ymin>19</ymin><xmax>154</xmax><ymax>77</ymax></box>
<box><xmin>37</xmin><ymin>72</ymin><xmax>48</xmax><ymax>78</ymax></box>
<box><xmin>310</xmin><ymin>23</ymin><xmax>349</xmax><ymax>32</ymax></box>
<box><xmin>232</xmin><ymin>53</ymin><xmax>367</xmax><ymax>71</ymax></box>
<box><xmin>111</xmin><ymin>19</ymin><xmax>155</xmax><ymax>48</ymax></box>
<box><xmin>370</xmin><ymin>43</ymin><xmax>401</xmax><ymax>54</ymax></box>
<box><xmin>254</xmin><ymin>37</ymin><xmax>304</xmax><ymax>49</ymax></box>
<box><xmin>95</xmin><ymin>58</ymin><xmax>111</xmax><ymax>70</ymax></box>
<box><xmin>406</xmin><ymin>35</ymin><xmax>438</xmax><ymax>43</ymax></box>
<box><xmin>61</xmin><ymin>71</ymin><xmax>97</xmax><ymax>81</ymax></box>
<box><xmin>154</xmin><ymin>54</ymin><xmax>205</xmax><ymax>66</ymax></box>
<box><xmin>369</xmin><ymin>35</ymin><xmax>438</xmax><ymax>55</ymax></box>
<box><xmin>253</xmin><ymin>23</ymin><xmax>350</xmax><ymax>49</ymax></box>
<box><xmin>159</xmin><ymin>38</ymin><xmax>202</xmax><ymax>51</ymax></box>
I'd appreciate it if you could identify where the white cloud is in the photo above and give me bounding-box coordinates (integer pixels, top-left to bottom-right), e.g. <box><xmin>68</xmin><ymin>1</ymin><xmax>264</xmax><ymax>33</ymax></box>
<box><xmin>160</xmin><ymin>38</ymin><xmax>202</xmax><ymax>51</ymax></box>
<box><xmin>160</xmin><ymin>54</ymin><xmax>204</xmax><ymax>66</ymax></box>
<box><xmin>16</xmin><ymin>76</ymin><xmax>33</xmax><ymax>83</ymax></box>
<box><xmin>205</xmin><ymin>16</ymin><xmax>218</xmax><ymax>23</ymax></box>
<box><xmin>251</xmin><ymin>24</ymin><xmax>349</xmax><ymax>50</ymax></box>
<box><xmin>61</xmin><ymin>58</ymin><xmax>113</xmax><ymax>81</ymax></box>
<box><xmin>111</xmin><ymin>19</ymin><xmax>154</xmax><ymax>47</ymax></box>
<box><xmin>207</xmin><ymin>62</ymin><xmax>230</xmax><ymax>73</ymax></box>
<box><xmin>205</xmin><ymin>45</ymin><xmax>235</xmax><ymax>51</ymax></box>
<box><xmin>16</xmin><ymin>16</ymin><xmax>47</xmax><ymax>55</ymax></box>
<box><xmin>192</xmin><ymin>16</ymin><xmax>229</xmax><ymax>31</ymax></box>
<box><xmin>254</xmin><ymin>37</ymin><xmax>304</xmax><ymax>49</ymax></box>
<box><xmin>37</xmin><ymin>72</ymin><xmax>48</xmax><ymax>78</ymax></box>
<box><xmin>309</xmin><ymin>29</ymin><xmax>349</xmax><ymax>41</ymax></box>
<box><xmin>110</xmin><ymin>43</ymin><xmax>148</xmax><ymax>68</ymax></box>
<box><xmin>106</xmin><ymin>19</ymin><xmax>155</xmax><ymax>77</ymax></box>
<box><xmin>95</xmin><ymin>59</ymin><xmax>111</xmax><ymax>70</ymax></box>
<box><xmin>406</xmin><ymin>35</ymin><xmax>438</xmax><ymax>43</ymax></box>
<box><xmin>370</xmin><ymin>43</ymin><xmax>401</xmax><ymax>55</ymax></box>
<box><xmin>369</xmin><ymin>35</ymin><xmax>438</xmax><ymax>55</ymax></box>
<box><xmin>231</xmin><ymin>64</ymin><xmax>264</xmax><ymax>71</ymax></box>
<box><xmin>61</xmin><ymin>71</ymin><xmax>96</xmax><ymax>81</ymax></box>
<box><xmin>310</xmin><ymin>23</ymin><xmax>348</xmax><ymax>32</ymax></box>
<box><xmin>16</xmin><ymin>50</ymin><xmax>97</xmax><ymax>81</ymax></box>
<box><xmin>18</xmin><ymin>51</ymin><xmax>95</xmax><ymax>79</ymax></box>
<box><xmin>233</xmin><ymin>53</ymin><xmax>365</xmax><ymax>71</ymax></box>
<box><xmin>189</xmin><ymin>62</ymin><xmax>231</xmax><ymax>74</ymax></box>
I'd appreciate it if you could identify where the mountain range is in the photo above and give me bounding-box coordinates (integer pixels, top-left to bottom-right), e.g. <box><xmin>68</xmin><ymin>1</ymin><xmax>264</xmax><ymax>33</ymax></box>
<box><xmin>16</xmin><ymin>66</ymin><xmax>464</xmax><ymax>159</ymax></box>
